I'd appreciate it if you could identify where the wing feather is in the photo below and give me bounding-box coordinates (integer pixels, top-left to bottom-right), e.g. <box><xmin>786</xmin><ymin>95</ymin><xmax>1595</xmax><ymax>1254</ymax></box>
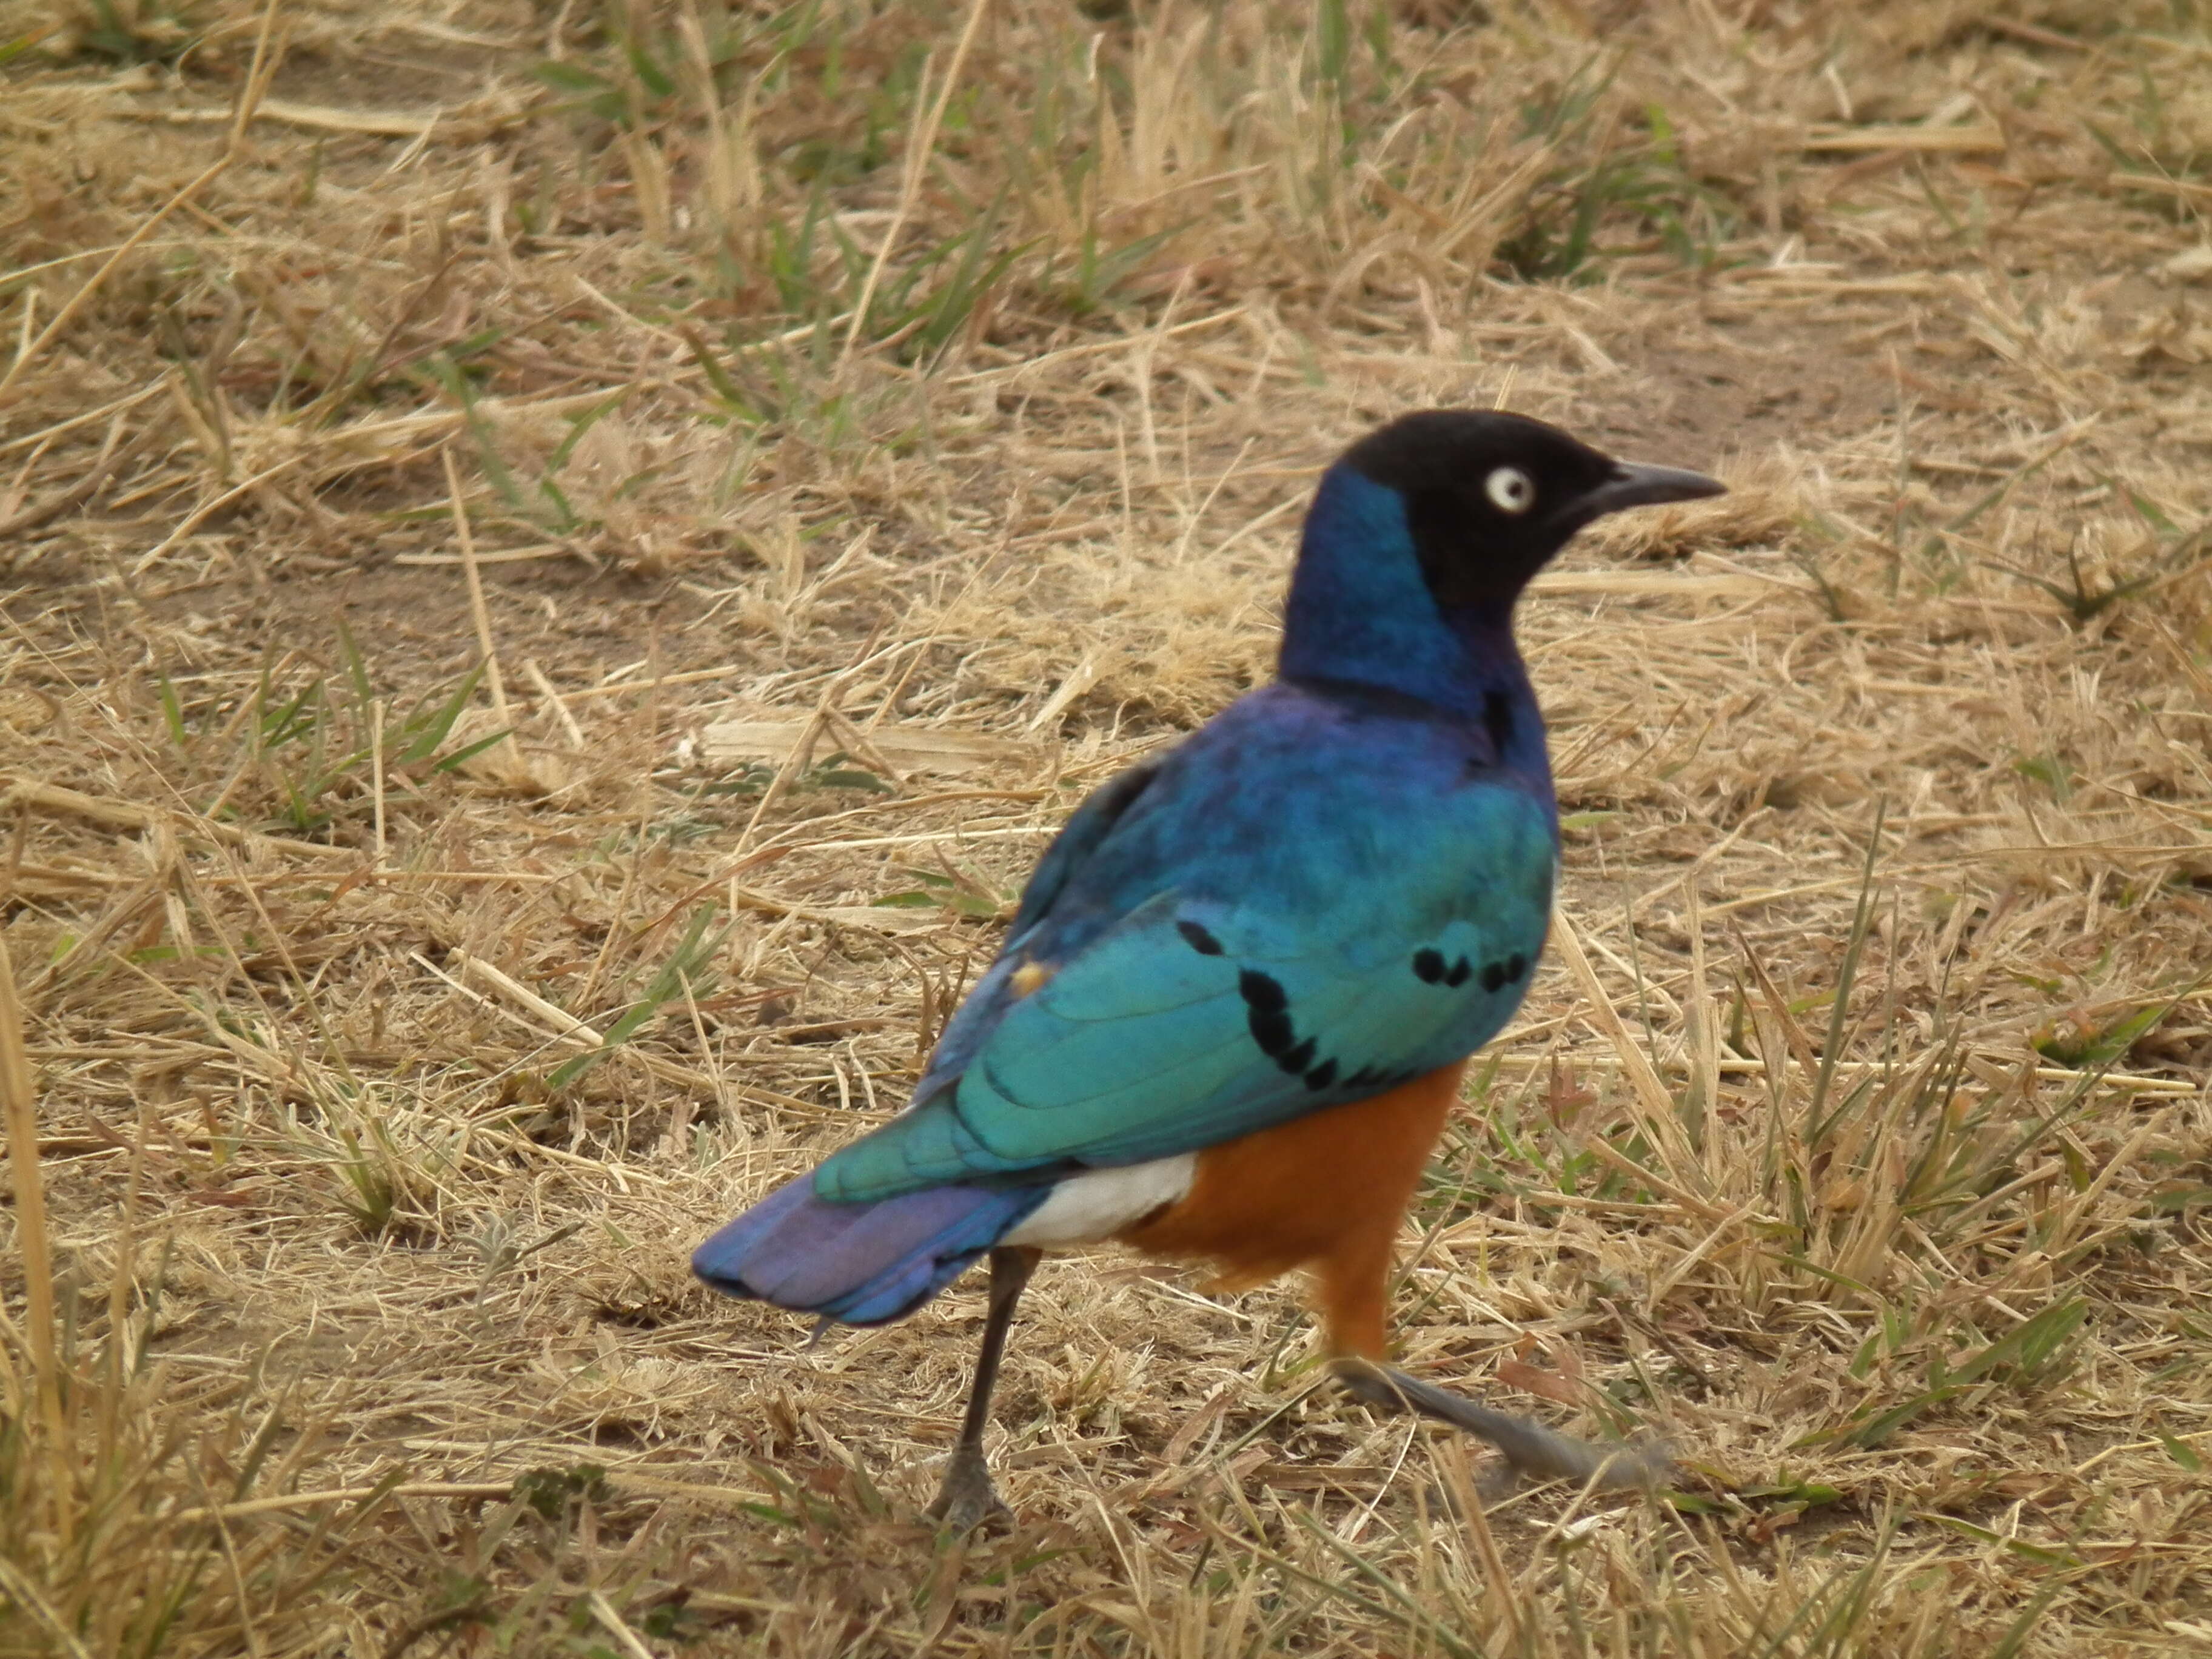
<box><xmin>816</xmin><ymin>694</ymin><xmax>1555</xmax><ymax>1204</ymax></box>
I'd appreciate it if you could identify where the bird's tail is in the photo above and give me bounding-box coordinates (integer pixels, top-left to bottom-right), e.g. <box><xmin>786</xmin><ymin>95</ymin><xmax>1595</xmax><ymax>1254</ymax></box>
<box><xmin>692</xmin><ymin>1173</ymin><xmax>1048</xmax><ymax>1327</ymax></box>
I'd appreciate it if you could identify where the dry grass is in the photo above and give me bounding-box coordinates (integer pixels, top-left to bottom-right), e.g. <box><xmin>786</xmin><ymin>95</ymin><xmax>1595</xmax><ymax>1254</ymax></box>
<box><xmin>4</xmin><ymin>0</ymin><xmax>2212</xmax><ymax>1652</ymax></box>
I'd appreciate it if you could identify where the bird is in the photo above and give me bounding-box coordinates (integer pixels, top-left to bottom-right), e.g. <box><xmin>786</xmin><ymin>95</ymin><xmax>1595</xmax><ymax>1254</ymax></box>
<box><xmin>693</xmin><ymin>409</ymin><xmax>1724</xmax><ymax>1529</ymax></box>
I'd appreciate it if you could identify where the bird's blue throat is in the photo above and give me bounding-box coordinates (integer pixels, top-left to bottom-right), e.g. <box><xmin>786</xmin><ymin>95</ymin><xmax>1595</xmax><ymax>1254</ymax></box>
<box><xmin>1279</xmin><ymin>466</ymin><xmax>1547</xmax><ymax>775</ymax></box>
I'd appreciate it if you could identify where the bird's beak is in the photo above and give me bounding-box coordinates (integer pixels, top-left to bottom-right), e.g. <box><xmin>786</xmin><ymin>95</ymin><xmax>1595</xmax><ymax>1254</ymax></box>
<box><xmin>1577</xmin><ymin>460</ymin><xmax>1728</xmax><ymax>523</ymax></box>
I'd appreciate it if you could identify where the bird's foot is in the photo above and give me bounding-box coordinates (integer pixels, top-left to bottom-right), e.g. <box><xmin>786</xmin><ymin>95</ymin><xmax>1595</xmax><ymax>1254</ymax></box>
<box><xmin>1333</xmin><ymin>1358</ymin><xmax>1669</xmax><ymax>1492</ymax></box>
<box><xmin>926</xmin><ymin>1442</ymin><xmax>1010</xmax><ymax>1534</ymax></box>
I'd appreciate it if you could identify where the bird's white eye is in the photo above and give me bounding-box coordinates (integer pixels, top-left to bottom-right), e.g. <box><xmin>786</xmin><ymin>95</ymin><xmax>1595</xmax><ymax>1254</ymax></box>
<box><xmin>1485</xmin><ymin>466</ymin><xmax>1536</xmax><ymax>514</ymax></box>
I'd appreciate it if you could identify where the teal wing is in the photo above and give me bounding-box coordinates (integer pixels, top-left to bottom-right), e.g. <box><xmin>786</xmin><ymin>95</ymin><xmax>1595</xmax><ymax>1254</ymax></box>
<box><xmin>817</xmin><ymin>776</ymin><xmax>1553</xmax><ymax>1203</ymax></box>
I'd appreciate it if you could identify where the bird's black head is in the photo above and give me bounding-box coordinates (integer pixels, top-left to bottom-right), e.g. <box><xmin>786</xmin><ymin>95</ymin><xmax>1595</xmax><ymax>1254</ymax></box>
<box><xmin>1342</xmin><ymin>410</ymin><xmax>1726</xmax><ymax>608</ymax></box>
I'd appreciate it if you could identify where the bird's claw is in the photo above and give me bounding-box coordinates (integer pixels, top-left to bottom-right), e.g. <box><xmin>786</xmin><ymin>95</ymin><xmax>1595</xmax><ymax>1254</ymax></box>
<box><xmin>927</xmin><ymin>1441</ymin><xmax>1010</xmax><ymax>1534</ymax></box>
<box><xmin>1332</xmin><ymin>1357</ymin><xmax>1669</xmax><ymax>1492</ymax></box>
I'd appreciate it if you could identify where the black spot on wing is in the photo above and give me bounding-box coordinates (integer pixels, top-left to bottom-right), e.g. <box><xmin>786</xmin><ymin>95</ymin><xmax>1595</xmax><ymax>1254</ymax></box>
<box><xmin>1238</xmin><ymin>970</ymin><xmax>1287</xmax><ymax>1013</ymax></box>
<box><xmin>1239</xmin><ymin>969</ymin><xmax>1295</xmax><ymax>1057</ymax></box>
<box><xmin>1481</xmin><ymin>953</ymin><xmax>1532</xmax><ymax>993</ymax></box>
<box><xmin>1248</xmin><ymin>1007</ymin><xmax>1295</xmax><ymax>1057</ymax></box>
<box><xmin>1177</xmin><ymin>919</ymin><xmax>1224</xmax><ymax>955</ymax></box>
<box><xmin>1416</xmin><ymin>948</ymin><xmax>1473</xmax><ymax>988</ymax></box>
<box><xmin>1237</xmin><ymin>966</ymin><xmax>1342</xmax><ymax>1084</ymax></box>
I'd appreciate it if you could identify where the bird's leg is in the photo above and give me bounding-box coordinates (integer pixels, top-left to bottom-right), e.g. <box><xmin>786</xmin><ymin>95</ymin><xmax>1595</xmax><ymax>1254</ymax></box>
<box><xmin>927</xmin><ymin>1245</ymin><xmax>1041</xmax><ymax>1532</ymax></box>
<box><xmin>1315</xmin><ymin>1239</ymin><xmax>1666</xmax><ymax>1493</ymax></box>
<box><xmin>1332</xmin><ymin>1356</ymin><xmax>1671</xmax><ymax>1492</ymax></box>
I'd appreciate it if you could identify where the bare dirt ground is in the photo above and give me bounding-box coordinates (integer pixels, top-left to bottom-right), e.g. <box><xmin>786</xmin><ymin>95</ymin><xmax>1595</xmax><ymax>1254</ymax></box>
<box><xmin>4</xmin><ymin>1</ymin><xmax>2211</xmax><ymax>1654</ymax></box>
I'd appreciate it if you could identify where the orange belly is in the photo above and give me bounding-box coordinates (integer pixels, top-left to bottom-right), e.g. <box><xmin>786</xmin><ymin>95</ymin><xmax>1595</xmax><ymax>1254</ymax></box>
<box><xmin>1114</xmin><ymin>1063</ymin><xmax>1466</xmax><ymax>1360</ymax></box>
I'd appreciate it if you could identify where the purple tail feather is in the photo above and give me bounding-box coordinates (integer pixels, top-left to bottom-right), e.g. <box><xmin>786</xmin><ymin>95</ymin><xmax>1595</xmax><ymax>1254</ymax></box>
<box><xmin>692</xmin><ymin>1173</ymin><xmax>1049</xmax><ymax>1327</ymax></box>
